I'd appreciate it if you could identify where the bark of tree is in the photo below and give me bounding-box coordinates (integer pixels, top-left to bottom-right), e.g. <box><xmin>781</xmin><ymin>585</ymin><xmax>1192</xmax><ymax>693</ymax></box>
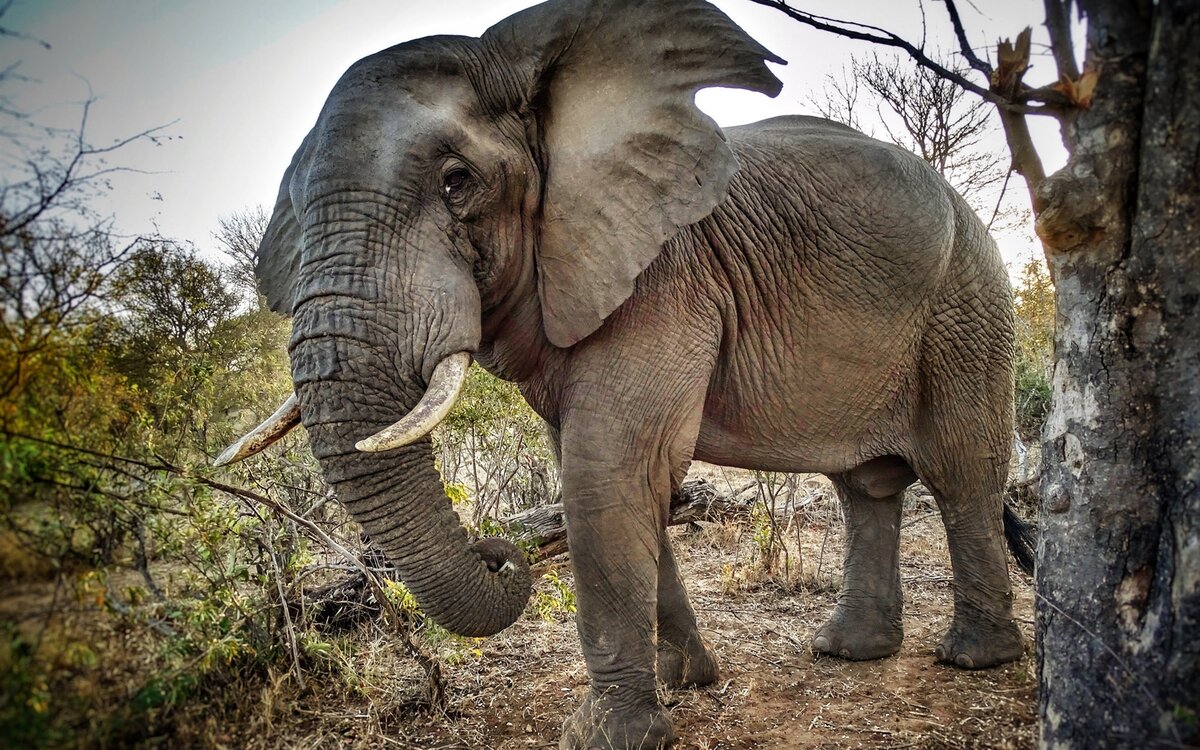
<box><xmin>1035</xmin><ymin>0</ymin><xmax>1199</xmax><ymax>745</ymax></box>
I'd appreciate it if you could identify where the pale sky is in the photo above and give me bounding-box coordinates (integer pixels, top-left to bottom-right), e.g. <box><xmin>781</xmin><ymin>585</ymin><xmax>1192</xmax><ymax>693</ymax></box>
<box><xmin>2</xmin><ymin>0</ymin><xmax>1071</xmax><ymax>268</ymax></box>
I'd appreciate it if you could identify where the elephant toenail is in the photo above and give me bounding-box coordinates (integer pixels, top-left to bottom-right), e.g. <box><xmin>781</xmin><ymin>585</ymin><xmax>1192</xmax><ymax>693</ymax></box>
<box><xmin>935</xmin><ymin>645</ymin><xmax>947</xmax><ymax>660</ymax></box>
<box><xmin>812</xmin><ymin>636</ymin><xmax>830</xmax><ymax>653</ymax></box>
<box><xmin>955</xmin><ymin>653</ymin><xmax>975</xmax><ymax>669</ymax></box>
<box><xmin>839</xmin><ymin>649</ymin><xmax>851</xmax><ymax>658</ymax></box>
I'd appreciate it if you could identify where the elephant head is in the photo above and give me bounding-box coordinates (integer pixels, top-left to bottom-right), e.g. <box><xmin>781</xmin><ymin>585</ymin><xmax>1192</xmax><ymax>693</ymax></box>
<box><xmin>217</xmin><ymin>0</ymin><xmax>782</xmax><ymax>637</ymax></box>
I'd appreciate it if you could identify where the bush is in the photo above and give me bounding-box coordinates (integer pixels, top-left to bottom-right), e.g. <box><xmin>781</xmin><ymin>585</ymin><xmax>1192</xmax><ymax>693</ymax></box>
<box><xmin>435</xmin><ymin>364</ymin><xmax>559</xmax><ymax>526</ymax></box>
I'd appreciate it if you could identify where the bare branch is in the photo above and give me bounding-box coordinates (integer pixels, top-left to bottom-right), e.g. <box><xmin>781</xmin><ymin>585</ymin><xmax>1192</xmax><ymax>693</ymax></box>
<box><xmin>747</xmin><ymin>0</ymin><xmax>1059</xmax><ymax>115</ymax></box>
<box><xmin>750</xmin><ymin>0</ymin><xmax>1075</xmax><ymax>118</ymax></box>
<box><xmin>1042</xmin><ymin>0</ymin><xmax>1081</xmax><ymax>81</ymax></box>
<box><xmin>992</xmin><ymin>29</ymin><xmax>1049</xmax><ymax>202</ymax></box>
<box><xmin>0</xmin><ymin>0</ymin><xmax>51</xmax><ymax>50</ymax></box>
<box><xmin>944</xmin><ymin>0</ymin><xmax>995</xmax><ymax>76</ymax></box>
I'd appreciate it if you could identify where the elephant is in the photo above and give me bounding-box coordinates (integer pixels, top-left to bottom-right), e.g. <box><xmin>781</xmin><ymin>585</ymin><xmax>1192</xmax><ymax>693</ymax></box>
<box><xmin>215</xmin><ymin>0</ymin><xmax>1031</xmax><ymax>747</ymax></box>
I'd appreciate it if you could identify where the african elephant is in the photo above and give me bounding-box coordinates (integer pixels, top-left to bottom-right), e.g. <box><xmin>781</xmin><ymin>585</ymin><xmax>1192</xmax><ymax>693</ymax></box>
<box><xmin>216</xmin><ymin>0</ymin><xmax>1027</xmax><ymax>747</ymax></box>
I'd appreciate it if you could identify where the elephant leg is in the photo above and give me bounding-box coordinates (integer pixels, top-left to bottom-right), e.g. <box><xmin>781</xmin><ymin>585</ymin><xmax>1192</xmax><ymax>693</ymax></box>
<box><xmin>557</xmin><ymin>364</ymin><xmax>709</xmax><ymax>750</ymax></box>
<box><xmin>813</xmin><ymin>457</ymin><xmax>911</xmax><ymax>660</ymax></box>
<box><xmin>921</xmin><ymin>463</ymin><xmax>1023</xmax><ymax>669</ymax></box>
<box><xmin>912</xmin><ymin>327</ymin><xmax>1023</xmax><ymax>669</ymax></box>
<box><xmin>655</xmin><ymin>535</ymin><xmax>719</xmax><ymax>689</ymax></box>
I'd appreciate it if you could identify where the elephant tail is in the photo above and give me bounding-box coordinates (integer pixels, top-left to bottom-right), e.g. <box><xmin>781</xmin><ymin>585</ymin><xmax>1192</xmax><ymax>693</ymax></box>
<box><xmin>1002</xmin><ymin>501</ymin><xmax>1037</xmax><ymax>575</ymax></box>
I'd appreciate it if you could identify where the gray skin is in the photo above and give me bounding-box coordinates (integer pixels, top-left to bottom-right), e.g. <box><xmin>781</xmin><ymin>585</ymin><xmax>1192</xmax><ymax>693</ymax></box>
<box><xmin>253</xmin><ymin>1</ymin><xmax>1021</xmax><ymax>747</ymax></box>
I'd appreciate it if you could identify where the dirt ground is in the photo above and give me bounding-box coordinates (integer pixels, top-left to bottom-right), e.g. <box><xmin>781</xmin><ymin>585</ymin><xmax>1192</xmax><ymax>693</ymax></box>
<box><xmin>3</xmin><ymin>466</ymin><xmax>1036</xmax><ymax>749</ymax></box>
<box><xmin>202</xmin><ymin>466</ymin><xmax>1037</xmax><ymax>750</ymax></box>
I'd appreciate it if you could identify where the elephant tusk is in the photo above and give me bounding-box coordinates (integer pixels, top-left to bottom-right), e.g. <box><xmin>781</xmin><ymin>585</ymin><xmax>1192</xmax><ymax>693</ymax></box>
<box><xmin>356</xmin><ymin>352</ymin><xmax>471</xmax><ymax>453</ymax></box>
<box><xmin>213</xmin><ymin>395</ymin><xmax>302</xmax><ymax>467</ymax></box>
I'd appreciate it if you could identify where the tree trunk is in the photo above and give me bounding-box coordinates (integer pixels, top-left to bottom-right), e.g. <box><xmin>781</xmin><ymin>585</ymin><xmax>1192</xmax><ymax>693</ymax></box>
<box><xmin>1035</xmin><ymin>0</ymin><xmax>1199</xmax><ymax>746</ymax></box>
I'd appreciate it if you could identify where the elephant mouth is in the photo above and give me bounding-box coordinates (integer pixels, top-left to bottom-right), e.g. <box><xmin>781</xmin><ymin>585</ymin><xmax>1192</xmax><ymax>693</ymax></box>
<box><xmin>213</xmin><ymin>351</ymin><xmax>471</xmax><ymax>466</ymax></box>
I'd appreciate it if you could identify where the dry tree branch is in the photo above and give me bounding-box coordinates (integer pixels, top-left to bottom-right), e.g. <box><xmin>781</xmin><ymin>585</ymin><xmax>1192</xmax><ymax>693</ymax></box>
<box><xmin>1041</xmin><ymin>0</ymin><xmax>1081</xmax><ymax>82</ymax></box>
<box><xmin>746</xmin><ymin>0</ymin><xmax>1058</xmax><ymax>115</ymax></box>
<box><xmin>752</xmin><ymin>0</ymin><xmax>1074</xmax><ymax>223</ymax></box>
<box><xmin>0</xmin><ymin>0</ymin><xmax>50</xmax><ymax>50</ymax></box>
<box><xmin>943</xmin><ymin>0</ymin><xmax>995</xmax><ymax>76</ymax></box>
<box><xmin>992</xmin><ymin>28</ymin><xmax>1049</xmax><ymax>204</ymax></box>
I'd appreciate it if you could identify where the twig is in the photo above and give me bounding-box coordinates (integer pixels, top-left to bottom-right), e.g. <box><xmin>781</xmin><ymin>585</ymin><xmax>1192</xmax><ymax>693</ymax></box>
<box><xmin>0</xmin><ymin>429</ymin><xmax>448</xmax><ymax>707</ymax></box>
<box><xmin>269</xmin><ymin>545</ymin><xmax>305</xmax><ymax>690</ymax></box>
<box><xmin>987</xmin><ymin>167</ymin><xmax>1015</xmax><ymax>230</ymax></box>
<box><xmin>901</xmin><ymin>511</ymin><xmax>940</xmax><ymax>529</ymax></box>
<box><xmin>944</xmin><ymin>0</ymin><xmax>994</xmax><ymax>76</ymax></box>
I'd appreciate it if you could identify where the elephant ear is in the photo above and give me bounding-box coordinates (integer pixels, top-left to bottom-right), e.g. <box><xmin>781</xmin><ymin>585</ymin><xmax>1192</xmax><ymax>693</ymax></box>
<box><xmin>256</xmin><ymin>132</ymin><xmax>314</xmax><ymax>316</ymax></box>
<box><xmin>482</xmin><ymin>0</ymin><xmax>784</xmax><ymax>348</ymax></box>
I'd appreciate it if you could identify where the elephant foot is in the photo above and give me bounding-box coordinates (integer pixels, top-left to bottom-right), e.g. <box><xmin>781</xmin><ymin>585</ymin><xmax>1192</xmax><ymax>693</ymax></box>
<box><xmin>560</xmin><ymin>689</ymin><xmax>674</xmax><ymax>750</ymax></box>
<box><xmin>935</xmin><ymin>613</ymin><xmax>1024</xmax><ymax>669</ymax></box>
<box><xmin>812</xmin><ymin>602</ymin><xmax>903</xmax><ymax>661</ymax></box>
<box><xmin>656</xmin><ymin>635</ymin><xmax>719</xmax><ymax>689</ymax></box>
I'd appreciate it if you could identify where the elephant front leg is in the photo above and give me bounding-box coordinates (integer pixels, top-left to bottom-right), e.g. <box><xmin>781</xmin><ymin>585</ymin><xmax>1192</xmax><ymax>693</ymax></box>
<box><xmin>656</xmin><ymin>536</ymin><xmax>719</xmax><ymax>689</ymax></box>
<box><xmin>559</xmin><ymin>469</ymin><xmax>674</xmax><ymax>750</ymax></box>
<box><xmin>556</xmin><ymin>387</ymin><xmax>711</xmax><ymax>747</ymax></box>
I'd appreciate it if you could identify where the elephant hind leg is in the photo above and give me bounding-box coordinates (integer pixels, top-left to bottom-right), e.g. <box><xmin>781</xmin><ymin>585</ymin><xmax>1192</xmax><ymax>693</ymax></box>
<box><xmin>812</xmin><ymin>456</ymin><xmax>913</xmax><ymax>661</ymax></box>
<box><xmin>910</xmin><ymin>407</ymin><xmax>1024</xmax><ymax>668</ymax></box>
<box><xmin>917</xmin><ymin>463</ymin><xmax>1024</xmax><ymax>668</ymax></box>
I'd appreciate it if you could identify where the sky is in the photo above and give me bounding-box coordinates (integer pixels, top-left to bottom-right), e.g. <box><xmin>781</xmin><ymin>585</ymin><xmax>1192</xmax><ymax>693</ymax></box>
<box><xmin>1</xmin><ymin>0</ymin><xmax>1073</xmax><ymax>268</ymax></box>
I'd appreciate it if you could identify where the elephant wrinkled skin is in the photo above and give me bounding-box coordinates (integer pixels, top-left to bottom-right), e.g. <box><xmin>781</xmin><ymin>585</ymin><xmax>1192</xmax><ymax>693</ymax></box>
<box><xmin>228</xmin><ymin>0</ymin><xmax>1024</xmax><ymax>746</ymax></box>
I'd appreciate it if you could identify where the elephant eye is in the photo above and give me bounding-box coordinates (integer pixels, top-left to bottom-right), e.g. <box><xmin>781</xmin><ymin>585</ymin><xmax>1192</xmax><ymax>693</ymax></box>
<box><xmin>442</xmin><ymin>168</ymin><xmax>471</xmax><ymax>200</ymax></box>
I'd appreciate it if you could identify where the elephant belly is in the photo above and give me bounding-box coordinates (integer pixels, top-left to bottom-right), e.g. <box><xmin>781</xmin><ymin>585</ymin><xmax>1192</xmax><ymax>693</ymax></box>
<box><xmin>693</xmin><ymin>332</ymin><xmax>921</xmax><ymax>475</ymax></box>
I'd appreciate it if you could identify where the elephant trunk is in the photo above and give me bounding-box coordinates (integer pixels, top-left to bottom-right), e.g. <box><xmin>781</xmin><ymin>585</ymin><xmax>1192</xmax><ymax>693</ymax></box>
<box><xmin>290</xmin><ymin>302</ymin><xmax>531</xmax><ymax>637</ymax></box>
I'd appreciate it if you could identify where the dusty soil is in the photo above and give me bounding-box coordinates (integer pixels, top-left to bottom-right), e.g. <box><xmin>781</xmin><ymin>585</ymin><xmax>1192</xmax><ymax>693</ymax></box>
<box><xmin>206</xmin><ymin>466</ymin><xmax>1037</xmax><ymax>750</ymax></box>
<box><xmin>2</xmin><ymin>466</ymin><xmax>1036</xmax><ymax>749</ymax></box>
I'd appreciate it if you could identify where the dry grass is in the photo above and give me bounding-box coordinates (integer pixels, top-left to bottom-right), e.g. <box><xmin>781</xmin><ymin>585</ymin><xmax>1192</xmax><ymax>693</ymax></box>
<box><xmin>2</xmin><ymin>467</ymin><xmax>1036</xmax><ymax>749</ymax></box>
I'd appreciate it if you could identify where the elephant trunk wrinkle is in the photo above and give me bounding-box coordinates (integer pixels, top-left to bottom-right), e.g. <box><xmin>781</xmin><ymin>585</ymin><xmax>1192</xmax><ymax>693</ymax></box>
<box><xmin>291</xmin><ymin>333</ymin><xmax>530</xmax><ymax>637</ymax></box>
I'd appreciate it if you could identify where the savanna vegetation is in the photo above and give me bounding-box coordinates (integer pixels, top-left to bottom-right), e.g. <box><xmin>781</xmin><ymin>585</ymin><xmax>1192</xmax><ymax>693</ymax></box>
<box><xmin>0</xmin><ymin>3</ymin><xmax>1110</xmax><ymax>749</ymax></box>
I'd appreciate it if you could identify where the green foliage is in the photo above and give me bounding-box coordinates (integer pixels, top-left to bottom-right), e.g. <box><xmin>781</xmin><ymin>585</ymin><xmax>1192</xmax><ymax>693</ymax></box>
<box><xmin>751</xmin><ymin>503</ymin><xmax>776</xmax><ymax>567</ymax></box>
<box><xmin>531</xmin><ymin>569</ymin><xmax>576</xmax><ymax>622</ymax></box>
<box><xmin>0</xmin><ymin>623</ymin><xmax>60</xmax><ymax>747</ymax></box>
<box><xmin>0</xmin><ymin>224</ymin><xmax>321</xmax><ymax>745</ymax></box>
<box><xmin>1012</xmin><ymin>258</ymin><xmax>1055</xmax><ymax>439</ymax></box>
